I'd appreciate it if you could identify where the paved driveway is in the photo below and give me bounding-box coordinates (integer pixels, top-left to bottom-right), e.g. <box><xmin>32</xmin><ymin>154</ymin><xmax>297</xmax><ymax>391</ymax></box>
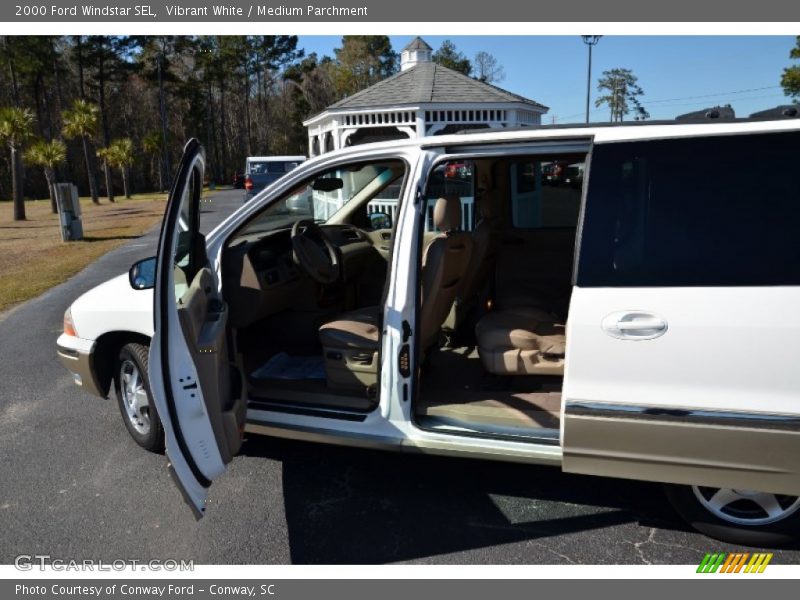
<box><xmin>1</xmin><ymin>188</ymin><xmax>798</xmax><ymax>565</ymax></box>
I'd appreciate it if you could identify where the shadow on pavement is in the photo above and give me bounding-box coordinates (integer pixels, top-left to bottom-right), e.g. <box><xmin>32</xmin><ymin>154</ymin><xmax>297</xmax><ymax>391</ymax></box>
<box><xmin>240</xmin><ymin>435</ymin><xmax>689</xmax><ymax>564</ymax></box>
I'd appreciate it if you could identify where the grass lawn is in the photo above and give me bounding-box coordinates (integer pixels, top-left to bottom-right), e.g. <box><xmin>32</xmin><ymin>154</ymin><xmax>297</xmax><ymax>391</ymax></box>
<box><xmin>0</xmin><ymin>193</ymin><xmax>168</xmax><ymax>312</ymax></box>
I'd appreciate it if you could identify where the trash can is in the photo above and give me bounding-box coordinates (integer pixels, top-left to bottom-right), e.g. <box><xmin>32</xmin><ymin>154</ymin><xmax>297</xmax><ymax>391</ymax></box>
<box><xmin>55</xmin><ymin>183</ymin><xmax>83</xmax><ymax>241</ymax></box>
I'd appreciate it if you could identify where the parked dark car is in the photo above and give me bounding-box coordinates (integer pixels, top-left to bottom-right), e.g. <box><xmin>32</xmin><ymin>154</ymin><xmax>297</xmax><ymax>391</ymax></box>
<box><xmin>243</xmin><ymin>155</ymin><xmax>305</xmax><ymax>201</ymax></box>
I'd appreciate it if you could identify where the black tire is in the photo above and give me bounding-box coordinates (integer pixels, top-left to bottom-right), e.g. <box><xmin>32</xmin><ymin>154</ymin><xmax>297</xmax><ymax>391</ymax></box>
<box><xmin>664</xmin><ymin>484</ymin><xmax>800</xmax><ymax>547</ymax></box>
<box><xmin>114</xmin><ymin>343</ymin><xmax>164</xmax><ymax>453</ymax></box>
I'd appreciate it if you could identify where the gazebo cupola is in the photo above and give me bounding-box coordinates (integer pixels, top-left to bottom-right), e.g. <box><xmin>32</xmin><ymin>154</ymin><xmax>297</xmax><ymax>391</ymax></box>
<box><xmin>400</xmin><ymin>36</ymin><xmax>433</xmax><ymax>71</ymax></box>
<box><xmin>303</xmin><ymin>36</ymin><xmax>549</xmax><ymax>157</ymax></box>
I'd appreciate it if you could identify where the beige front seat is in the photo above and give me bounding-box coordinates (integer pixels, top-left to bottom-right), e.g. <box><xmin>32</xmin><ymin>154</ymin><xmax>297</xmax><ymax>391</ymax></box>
<box><xmin>318</xmin><ymin>306</ymin><xmax>381</xmax><ymax>394</ymax></box>
<box><xmin>475</xmin><ymin>306</ymin><xmax>566</xmax><ymax>376</ymax></box>
<box><xmin>319</xmin><ymin>195</ymin><xmax>472</xmax><ymax>393</ymax></box>
<box><xmin>445</xmin><ymin>189</ymin><xmax>504</xmax><ymax>331</ymax></box>
<box><xmin>419</xmin><ymin>195</ymin><xmax>473</xmax><ymax>349</ymax></box>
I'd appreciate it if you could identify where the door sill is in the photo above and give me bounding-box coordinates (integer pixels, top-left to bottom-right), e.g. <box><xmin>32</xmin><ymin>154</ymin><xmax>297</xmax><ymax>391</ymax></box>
<box><xmin>247</xmin><ymin>398</ymin><xmax>371</xmax><ymax>422</ymax></box>
<box><xmin>415</xmin><ymin>415</ymin><xmax>560</xmax><ymax>445</ymax></box>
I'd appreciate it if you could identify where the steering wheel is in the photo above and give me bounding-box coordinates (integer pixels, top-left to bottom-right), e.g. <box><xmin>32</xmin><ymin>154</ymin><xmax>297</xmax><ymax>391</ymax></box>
<box><xmin>290</xmin><ymin>219</ymin><xmax>340</xmax><ymax>284</ymax></box>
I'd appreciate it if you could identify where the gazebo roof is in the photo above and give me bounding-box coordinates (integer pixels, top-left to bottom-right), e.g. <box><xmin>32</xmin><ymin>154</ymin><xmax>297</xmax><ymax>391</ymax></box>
<box><xmin>323</xmin><ymin>62</ymin><xmax>548</xmax><ymax>113</ymax></box>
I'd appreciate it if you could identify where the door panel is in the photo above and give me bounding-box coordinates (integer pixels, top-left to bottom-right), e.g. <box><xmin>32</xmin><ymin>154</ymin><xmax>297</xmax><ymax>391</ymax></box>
<box><xmin>563</xmin><ymin>286</ymin><xmax>800</xmax><ymax>496</ymax></box>
<box><xmin>562</xmin><ymin>132</ymin><xmax>800</xmax><ymax>496</ymax></box>
<box><xmin>177</xmin><ymin>267</ymin><xmax>243</xmax><ymax>465</ymax></box>
<box><xmin>150</xmin><ymin>139</ymin><xmax>243</xmax><ymax>517</ymax></box>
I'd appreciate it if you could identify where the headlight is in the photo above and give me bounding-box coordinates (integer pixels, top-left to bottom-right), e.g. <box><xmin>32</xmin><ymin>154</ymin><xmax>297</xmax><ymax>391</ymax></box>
<box><xmin>63</xmin><ymin>307</ymin><xmax>78</xmax><ymax>337</ymax></box>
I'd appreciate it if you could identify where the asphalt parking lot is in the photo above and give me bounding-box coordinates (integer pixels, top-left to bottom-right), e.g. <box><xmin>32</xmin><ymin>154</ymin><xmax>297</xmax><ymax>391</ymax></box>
<box><xmin>1</xmin><ymin>187</ymin><xmax>799</xmax><ymax>565</ymax></box>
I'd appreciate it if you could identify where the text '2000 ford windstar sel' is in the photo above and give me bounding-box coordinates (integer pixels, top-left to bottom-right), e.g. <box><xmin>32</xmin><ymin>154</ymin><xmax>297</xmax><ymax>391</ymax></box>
<box><xmin>58</xmin><ymin>110</ymin><xmax>800</xmax><ymax>546</ymax></box>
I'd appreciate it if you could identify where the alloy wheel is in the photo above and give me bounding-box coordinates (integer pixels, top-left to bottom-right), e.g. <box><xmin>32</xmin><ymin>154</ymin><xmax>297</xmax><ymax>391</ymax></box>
<box><xmin>692</xmin><ymin>486</ymin><xmax>800</xmax><ymax>526</ymax></box>
<box><xmin>119</xmin><ymin>359</ymin><xmax>151</xmax><ymax>435</ymax></box>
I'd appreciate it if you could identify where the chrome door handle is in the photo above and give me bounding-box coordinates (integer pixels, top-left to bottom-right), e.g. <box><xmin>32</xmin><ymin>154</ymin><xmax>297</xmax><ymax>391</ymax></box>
<box><xmin>616</xmin><ymin>319</ymin><xmax>666</xmax><ymax>331</ymax></box>
<box><xmin>601</xmin><ymin>311</ymin><xmax>668</xmax><ymax>340</ymax></box>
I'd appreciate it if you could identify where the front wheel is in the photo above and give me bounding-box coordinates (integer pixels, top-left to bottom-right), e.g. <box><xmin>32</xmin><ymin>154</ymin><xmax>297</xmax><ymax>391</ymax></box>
<box><xmin>664</xmin><ymin>484</ymin><xmax>800</xmax><ymax>547</ymax></box>
<box><xmin>114</xmin><ymin>343</ymin><xmax>164</xmax><ymax>453</ymax></box>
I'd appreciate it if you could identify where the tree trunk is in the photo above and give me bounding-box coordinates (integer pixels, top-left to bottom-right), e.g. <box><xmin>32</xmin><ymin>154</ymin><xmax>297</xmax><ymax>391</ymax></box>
<box><xmin>4</xmin><ymin>37</ymin><xmax>21</xmax><ymax>107</ymax></box>
<box><xmin>11</xmin><ymin>145</ymin><xmax>25</xmax><ymax>221</ymax></box>
<box><xmin>122</xmin><ymin>166</ymin><xmax>130</xmax><ymax>198</ymax></box>
<box><xmin>243</xmin><ymin>64</ymin><xmax>252</xmax><ymax>156</ymax></box>
<box><xmin>52</xmin><ymin>39</ymin><xmax>65</xmax><ymax>115</ymax></box>
<box><xmin>81</xmin><ymin>135</ymin><xmax>99</xmax><ymax>204</ymax></box>
<box><xmin>97</xmin><ymin>56</ymin><xmax>115</xmax><ymax>203</ymax></box>
<box><xmin>45</xmin><ymin>167</ymin><xmax>57</xmax><ymax>214</ymax></box>
<box><xmin>76</xmin><ymin>36</ymin><xmax>85</xmax><ymax>99</ymax></box>
<box><xmin>157</xmin><ymin>52</ymin><xmax>171</xmax><ymax>185</ymax></box>
<box><xmin>151</xmin><ymin>152</ymin><xmax>163</xmax><ymax>192</ymax></box>
<box><xmin>219</xmin><ymin>75</ymin><xmax>229</xmax><ymax>183</ymax></box>
<box><xmin>207</xmin><ymin>79</ymin><xmax>222</xmax><ymax>185</ymax></box>
<box><xmin>103</xmin><ymin>160</ymin><xmax>114</xmax><ymax>202</ymax></box>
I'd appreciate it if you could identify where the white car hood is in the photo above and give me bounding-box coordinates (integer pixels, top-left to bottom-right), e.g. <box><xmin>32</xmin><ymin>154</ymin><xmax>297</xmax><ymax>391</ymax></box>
<box><xmin>70</xmin><ymin>273</ymin><xmax>154</xmax><ymax>340</ymax></box>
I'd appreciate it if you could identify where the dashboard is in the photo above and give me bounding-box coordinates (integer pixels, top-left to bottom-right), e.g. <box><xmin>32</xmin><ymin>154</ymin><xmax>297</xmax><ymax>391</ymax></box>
<box><xmin>222</xmin><ymin>225</ymin><xmax>384</xmax><ymax>329</ymax></box>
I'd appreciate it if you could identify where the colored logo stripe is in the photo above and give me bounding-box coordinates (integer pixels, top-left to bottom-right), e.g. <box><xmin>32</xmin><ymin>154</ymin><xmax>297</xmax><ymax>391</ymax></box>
<box><xmin>697</xmin><ymin>553</ymin><xmax>726</xmax><ymax>573</ymax></box>
<box><xmin>697</xmin><ymin>552</ymin><xmax>773</xmax><ymax>573</ymax></box>
<box><xmin>744</xmin><ymin>553</ymin><xmax>773</xmax><ymax>573</ymax></box>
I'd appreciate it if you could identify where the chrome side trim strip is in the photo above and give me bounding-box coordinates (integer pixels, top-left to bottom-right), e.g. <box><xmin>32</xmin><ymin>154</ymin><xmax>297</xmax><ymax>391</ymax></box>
<box><xmin>565</xmin><ymin>401</ymin><xmax>800</xmax><ymax>431</ymax></box>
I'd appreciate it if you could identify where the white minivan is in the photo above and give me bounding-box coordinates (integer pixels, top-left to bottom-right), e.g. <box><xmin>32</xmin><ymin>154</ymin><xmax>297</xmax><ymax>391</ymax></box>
<box><xmin>58</xmin><ymin>115</ymin><xmax>800</xmax><ymax>546</ymax></box>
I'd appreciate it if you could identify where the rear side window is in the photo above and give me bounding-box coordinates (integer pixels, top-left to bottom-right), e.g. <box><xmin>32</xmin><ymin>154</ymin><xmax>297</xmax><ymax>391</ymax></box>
<box><xmin>577</xmin><ymin>131</ymin><xmax>800</xmax><ymax>287</ymax></box>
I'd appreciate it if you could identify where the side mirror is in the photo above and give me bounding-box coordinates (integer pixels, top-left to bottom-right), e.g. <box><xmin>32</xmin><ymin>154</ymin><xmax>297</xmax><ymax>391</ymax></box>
<box><xmin>129</xmin><ymin>257</ymin><xmax>156</xmax><ymax>290</ymax></box>
<box><xmin>368</xmin><ymin>211</ymin><xmax>392</xmax><ymax>230</ymax></box>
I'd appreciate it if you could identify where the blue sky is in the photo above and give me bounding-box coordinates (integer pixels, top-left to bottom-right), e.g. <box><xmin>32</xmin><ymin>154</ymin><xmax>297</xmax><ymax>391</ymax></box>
<box><xmin>297</xmin><ymin>36</ymin><xmax>798</xmax><ymax>122</ymax></box>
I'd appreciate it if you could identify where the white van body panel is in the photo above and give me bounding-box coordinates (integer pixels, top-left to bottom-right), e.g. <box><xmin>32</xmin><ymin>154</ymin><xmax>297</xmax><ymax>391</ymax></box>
<box><xmin>564</xmin><ymin>286</ymin><xmax>800</xmax><ymax>416</ymax></box>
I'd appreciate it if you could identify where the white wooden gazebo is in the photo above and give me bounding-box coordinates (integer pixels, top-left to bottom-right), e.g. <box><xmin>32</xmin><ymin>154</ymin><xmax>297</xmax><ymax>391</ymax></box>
<box><xmin>303</xmin><ymin>37</ymin><xmax>549</xmax><ymax>157</ymax></box>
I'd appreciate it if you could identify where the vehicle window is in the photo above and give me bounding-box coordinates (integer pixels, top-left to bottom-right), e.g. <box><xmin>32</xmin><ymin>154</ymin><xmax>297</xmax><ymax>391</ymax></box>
<box><xmin>236</xmin><ymin>159</ymin><xmax>406</xmax><ymax>237</ymax></box>
<box><xmin>248</xmin><ymin>160</ymin><xmax>302</xmax><ymax>175</ymax></box>
<box><xmin>172</xmin><ymin>165</ymin><xmax>202</xmax><ymax>301</ymax></box>
<box><xmin>248</xmin><ymin>160</ymin><xmax>300</xmax><ymax>175</ymax></box>
<box><xmin>510</xmin><ymin>156</ymin><xmax>584</xmax><ymax>228</ymax></box>
<box><xmin>424</xmin><ymin>160</ymin><xmax>475</xmax><ymax>231</ymax></box>
<box><xmin>577</xmin><ymin>131</ymin><xmax>800</xmax><ymax>287</ymax></box>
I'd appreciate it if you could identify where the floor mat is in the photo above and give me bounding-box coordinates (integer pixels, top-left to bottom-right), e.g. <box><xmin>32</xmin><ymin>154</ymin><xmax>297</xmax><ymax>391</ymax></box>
<box><xmin>251</xmin><ymin>352</ymin><xmax>326</xmax><ymax>380</ymax></box>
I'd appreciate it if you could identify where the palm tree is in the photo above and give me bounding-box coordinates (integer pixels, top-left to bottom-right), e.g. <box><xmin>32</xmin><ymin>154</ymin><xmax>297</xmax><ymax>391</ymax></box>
<box><xmin>100</xmin><ymin>138</ymin><xmax>135</xmax><ymax>199</ymax></box>
<box><xmin>96</xmin><ymin>147</ymin><xmax>115</xmax><ymax>203</ymax></box>
<box><xmin>96</xmin><ymin>145</ymin><xmax>115</xmax><ymax>199</ymax></box>
<box><xmin>142</xmin><ymin>130</ymin><xmax>163</xmax><ymax>191</ymax></box>
<box><xmin>0</xmin><ymin>106</ymin><xmax>35</xmax><ymax>221</ymax></box>
<box><xmin>25</xmin><ymin>139</ymin><xmax>67</xmax><ymax>214</ymax></box>
<box><xmin>62</xmin><ymin>99</ymin><xmax>100</xmax><ymax>204</ymax></box>
<box><xmin>113</xmin><ymin>138</ymin><xmax>135</xmax><ymax>199</ymax></box>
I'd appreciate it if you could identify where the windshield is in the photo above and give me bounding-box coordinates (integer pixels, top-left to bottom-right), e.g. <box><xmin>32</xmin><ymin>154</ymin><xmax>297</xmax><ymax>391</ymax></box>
<box><xmin>237</xmin><ymin>160</ymin><xmax>405</xmax><ymax>236</ymax></box>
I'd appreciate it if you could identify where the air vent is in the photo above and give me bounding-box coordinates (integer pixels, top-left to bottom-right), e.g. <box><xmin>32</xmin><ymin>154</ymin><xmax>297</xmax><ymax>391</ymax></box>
<box><xmin>340</xmin><ymin>229</ymin><xmax>361</xmax><ymax>242</ymax></box>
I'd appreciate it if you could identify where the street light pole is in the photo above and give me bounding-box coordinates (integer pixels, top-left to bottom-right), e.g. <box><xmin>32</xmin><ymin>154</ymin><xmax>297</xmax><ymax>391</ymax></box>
<box><xmin>581</xmin><ymin>35</ymin><xmax>602</xmax><ymax>124</ymax></box>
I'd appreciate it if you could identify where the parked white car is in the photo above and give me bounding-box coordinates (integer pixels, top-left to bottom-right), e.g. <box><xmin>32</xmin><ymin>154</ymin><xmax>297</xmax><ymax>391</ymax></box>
<box><xmin>58</xmin><ymin>116</ymin><xmax>800</xmax><ymax>546</ymax></box>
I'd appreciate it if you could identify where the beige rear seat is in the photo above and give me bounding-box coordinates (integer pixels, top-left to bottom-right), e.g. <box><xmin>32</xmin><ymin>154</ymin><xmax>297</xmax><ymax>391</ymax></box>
<box><xmin>475</xmin><ymin>306</ymin><xmax>566</xmax><ymax>376</ymax></box>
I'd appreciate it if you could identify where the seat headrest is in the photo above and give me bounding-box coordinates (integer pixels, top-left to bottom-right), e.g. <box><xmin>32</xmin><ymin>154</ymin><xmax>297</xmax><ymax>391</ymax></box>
<box><xmin>433</xmin><ymin>195</ymin><xmax>462</xmax><ymax>231</ymax></box>
<box><xmin>480</xmin><ymin>189</ymin><xmax>502</xmax><ymax>220</ymax></box>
